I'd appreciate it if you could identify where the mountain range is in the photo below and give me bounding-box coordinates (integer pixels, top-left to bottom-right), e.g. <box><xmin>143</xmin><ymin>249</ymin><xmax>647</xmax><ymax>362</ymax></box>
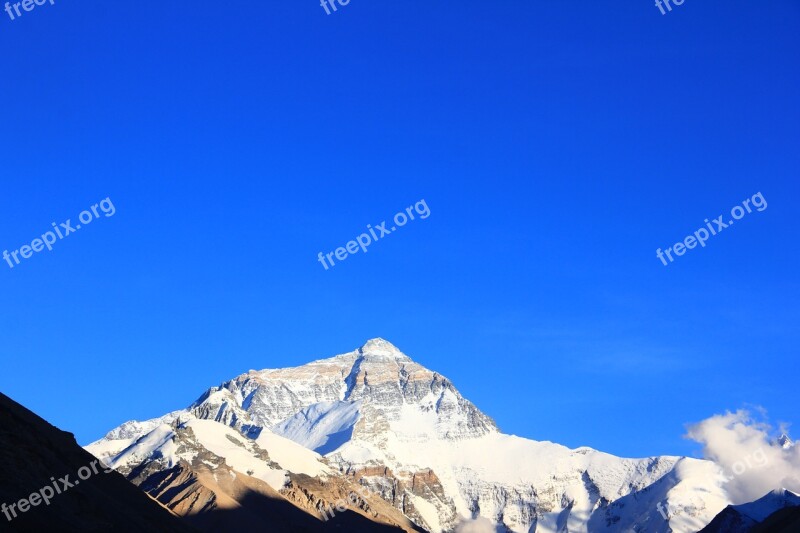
<box><xmin>82</xmin><ymin>338</ymin><xmax>797</xmax><ymax>532</ymax></box>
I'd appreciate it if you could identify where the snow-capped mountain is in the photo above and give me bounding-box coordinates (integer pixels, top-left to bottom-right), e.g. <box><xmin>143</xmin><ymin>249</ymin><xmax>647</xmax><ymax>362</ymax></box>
<box><xmin>87</xmin><ymin>338</ymin><xmax>735</xmax><ymax>532</ymax></box>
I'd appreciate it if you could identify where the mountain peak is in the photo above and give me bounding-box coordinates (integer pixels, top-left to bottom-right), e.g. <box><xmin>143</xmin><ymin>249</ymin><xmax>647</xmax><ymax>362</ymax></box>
<box><xmin>358</xmin><ymin>338</ymin><xmax>407</xmax><ymax>360</ymax></box>
<box><xmin>86</xmin><ymin>339</ymin><xmax>729</xmax><ymax>533</ymax></box>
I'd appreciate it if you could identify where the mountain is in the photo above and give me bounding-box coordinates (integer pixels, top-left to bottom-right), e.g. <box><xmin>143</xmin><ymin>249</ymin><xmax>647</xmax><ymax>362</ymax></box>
<box><xmin>698</xmin><ymin>489</ymin><xmax>800</xmax><ymax>533</ymax></box>
<box><xmin>0</xmin><ymin>392</ymin><xmax>194</xmax><ymax>532</ymax></box>
<box><xmin>90</xmin><ymin>412</ymin><xmax>422</xmax><ymax>532</ymax></box>
<box><xmin>87</xmin><ymin>338</ymin><xmax>734</xmax><ymax>532</ymax></box>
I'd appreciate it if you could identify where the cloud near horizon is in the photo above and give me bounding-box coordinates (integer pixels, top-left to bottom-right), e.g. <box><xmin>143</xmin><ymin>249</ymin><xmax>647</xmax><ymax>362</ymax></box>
<box><xmin>685</xmin><ymin>409</ymin><xmax>800</xmax><ymax>504</ymax></box>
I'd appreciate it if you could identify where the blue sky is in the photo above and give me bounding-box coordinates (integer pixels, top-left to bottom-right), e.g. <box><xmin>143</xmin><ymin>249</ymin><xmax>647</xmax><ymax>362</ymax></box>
<box><xmin>1</xmin><ymin>0</ymin><xmax>798</xmax><ymax>458</ymax></box>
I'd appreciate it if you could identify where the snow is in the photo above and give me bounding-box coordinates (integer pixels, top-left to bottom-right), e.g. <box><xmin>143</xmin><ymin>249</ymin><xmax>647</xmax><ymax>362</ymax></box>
<box><xmin>408</xmin><ymin>493</ymin><xmax>443</xmax><ymax>532</ymax></box>
<box><xmin>661</xmin><ymin>458</ymin><xmax>731</xmax><ymax>533</ymax></box>
<box><xmin>107</xmin><ymin>424</ymin><xmax>178</xmax><ymax>470</ymax></box>
<box><xmin>95</xmin><ymin>410</ymin><xmax>187</xmax><ymax>441</ymax></box>
<box><xmin>185</xmin><ymin>419</ymin><xmax>288</xmax><ymax>490</ymax></box>
<box><xmin>272</xmin><ymin>400</ymin><xmax>362</xmax><ymax>454</ymax></box>
<box><xmin>255</xmin><ymin>428</ymin><xmax>333</xmax><ymax>479</ymax></box>
<box><xmin>328</xmin><ymin>412</ymin><xmax>731</xmax><ymax>532</ymax></box>
<box><xmin>730</xmin><ymin>488</ymin><xmax>800</xmax><ymax>522</ymax></box>
<box><xmin>85</xmin><ymin>436</ymin><xmax>137</xmax><ymax>463</ymax></box>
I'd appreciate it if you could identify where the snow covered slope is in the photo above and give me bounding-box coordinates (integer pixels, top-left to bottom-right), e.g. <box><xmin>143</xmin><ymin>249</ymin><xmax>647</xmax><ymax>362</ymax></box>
<box><xmin>87</xmin><ymin>338</ymin><xmax>735</xmax><ymax>532</ymax></box>
<box><xmin>86</xmin><ymin>413</ymin><xmax>422</xmax><ymax>532</ymax></box>
<box><xmin>732</xmin><ymin>489</ymin><xmax>800</xmax><ymax>522</ymax></box>
<box><xmin>273</xmin><ymin>400</ymin><xmax>363</xmax><ymax>454</ymax></box>
<box><xmin>699</xmin><ymin>489</ymin><xmax>800</xmax><ymax>532</ymax></box>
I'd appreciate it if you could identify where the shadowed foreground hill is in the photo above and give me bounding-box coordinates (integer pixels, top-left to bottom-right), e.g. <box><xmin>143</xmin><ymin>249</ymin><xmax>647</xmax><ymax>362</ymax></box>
<box><xmin>0</xmin><ymin>392</ymin><xmax>195</xmax><ymax>532</ymax></box>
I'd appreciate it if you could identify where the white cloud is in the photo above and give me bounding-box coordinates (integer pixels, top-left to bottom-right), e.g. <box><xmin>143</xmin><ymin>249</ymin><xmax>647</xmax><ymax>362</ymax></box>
<box><xmin>685</xmin><ymin>409</ymin><xmax>800</xmax><ymax>504</ymax></box>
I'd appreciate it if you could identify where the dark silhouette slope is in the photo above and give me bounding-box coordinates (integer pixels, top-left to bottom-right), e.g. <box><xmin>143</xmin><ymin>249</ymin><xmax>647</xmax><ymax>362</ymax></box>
<box><xmin>0</xmin><ymin>392</ymin><xmax>196</xmax><ymax>532</ymax></box>
<box><xmin>752</xmin><ymin>506</ymin><xmax>800</xmax><ymax>532</ymax></box>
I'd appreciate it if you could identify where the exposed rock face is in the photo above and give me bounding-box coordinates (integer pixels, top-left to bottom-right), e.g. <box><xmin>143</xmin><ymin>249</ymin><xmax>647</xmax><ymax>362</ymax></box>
<box><xmin>88</xmin><ymin>414</ymin><xmax>423</xmax><ymax>532</ymax></box>
<box><xmin>394</xmin><ymin>468</ymin><xmax>458</xmax><ymax>530</ymax></box>
<box><xmin>134</xmin><ymin>461</ymin><xmax>217</xmax><ymax>517</ymax></box>
<box><xmin>198</xmin><ymin>338</ymin><xmax>497</xmax><ymax>443</ymax></box>
<box><xmin>281</xmin><ymin>473</ymin><xmax>425</xmax><ymax>532</ymax></box>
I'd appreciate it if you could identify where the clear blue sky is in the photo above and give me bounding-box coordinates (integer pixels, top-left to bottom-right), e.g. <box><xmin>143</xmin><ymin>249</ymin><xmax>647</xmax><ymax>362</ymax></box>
<box><xmin>1</xmin><ymin>0</ymin><xmax>798</xmax><ymax>458</ymax></box>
